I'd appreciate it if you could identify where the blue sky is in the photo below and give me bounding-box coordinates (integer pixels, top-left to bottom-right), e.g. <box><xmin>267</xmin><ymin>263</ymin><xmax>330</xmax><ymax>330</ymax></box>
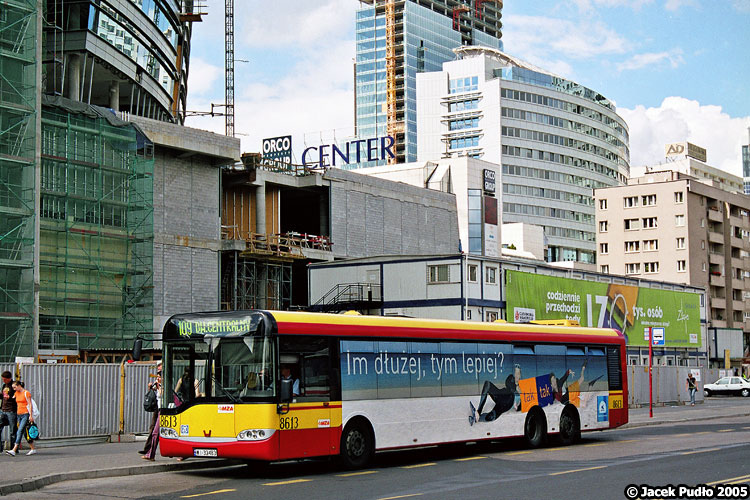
<box><xmin>185</xmin><ymin>0</ymin><xmax>750</xmax><ymax>175</ymax></box>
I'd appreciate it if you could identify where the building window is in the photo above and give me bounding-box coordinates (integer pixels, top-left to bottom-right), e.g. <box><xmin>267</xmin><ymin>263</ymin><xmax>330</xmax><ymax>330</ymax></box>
<box><xmin>626</xmin><ymin>263</ymin><xmax>640</xmax><ymax>275</ymax></box>
<box><xmin>468</xmin><ymin>264</ymin><xmax>478</xmax><ymax>282</ymax></box>
<box><xmin>486</xmin><ymin>311</ymin><xmax>498</xmax><ymax>322</ymax></box>
<box><xmin>702</xmin><ymin>262</ymin><xmax>706</xmax><ymax>272</ymax></box>
<box><xmin>428</xmin><ymin>264</ymin><xmax>450</xmax><ymax>283</ymax></box>
<box><xmin>642</xmin><ymin>217</ymin><xmax>657</xmax><ymax>229</ymax></box>
<box><xmin>600</xmin><ymin>243</ymin><xmax>609</xmax><ymax>254</ymax></box>
<box><xmin>644</xmin><ymin>262</ymin><xmax>659</xmax><ymax>273</ymax></box>
<box><xmin>486</xmin><ymin>266</ymin><xmax>497</xmax><ymax>284</ymax></box>
<box><xmin>701</xmin><ymin>240</ymin><xmax>705</xmax><ymax>250</ymax></box>
<box><xmin>600</xmin><ymin>265</ymin><xmax>609</xmax><ymax>273</ymax></box>
<box><xmin>642</xmin><ymin>194</ymin><xmax>656</xmax><ymax>206</ymax></box>
<box><xmin>677</xmin><ymin>260</ymin><xmax>686</xmax><ymax>272</ymax></box>
<box><xmin>466</xmin><ymin>310</ymin><xmax>472</xmax><ymax>320</ymax></box>
<box><xmin>599</xmin><ymin>199</ymin><xmax>608</xmax><ymax>210</ymax></box>
<box><xmin>625</xmin><ymin>241</ymin><xmax>640</xmax><ymax>253</ymax></box>
<box><xmin>675</xmin><ymin>214</ymin><xmax>685</xmax><ymax>226</ymax></box>
<box><xmin>675</xmin><ymin>191</ymin><xmax>684</xmax><ymax>203</ymax></box>
<box><xmin>449</xmin><ymin>76</ymin><xmax>479</xmax><ymax>94</ymax></box>
<box><xmin>468</xmin><ymin>189</ymin><xmax>482</xmax><ymax>254</ymax></box>
<box><xmin>676</xmin><ymin>237</ymin><xmax>686</xmax><ymax>249</ymax></box>
<box><xmin>701</xmin><ymin>218</ymin><xmax>705</xmax><ymax>227</ymax></box>
<box><xmin>643</xmin><ymin>239</ymin><xmax>658</xmax><ymax>251</ymax></box>
<box><xmin>624</xmin><ymin>218</ymin><xmax>639</xmax><ymax>230</ymax></box>
<box><xmin>624</xmin><ymin>196</ymin><xmax>638</xmax><ymax>208</ymax></box>
<box><xmin>599</xmin><ymin>221</ymin><xmax>608</xmax><ymax>232</ymax></box>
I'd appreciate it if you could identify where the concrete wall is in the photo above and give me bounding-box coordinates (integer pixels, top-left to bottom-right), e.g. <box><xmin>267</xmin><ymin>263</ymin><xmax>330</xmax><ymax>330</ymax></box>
<box><xmin>326</xmin><ymin>169</ymin><xmax>459</xmax><ymax>259</ymax></box>
<box><xmin>130</xmin><ymin>117</ymin><xmax>240</xmax><ymax>329</ymax></box>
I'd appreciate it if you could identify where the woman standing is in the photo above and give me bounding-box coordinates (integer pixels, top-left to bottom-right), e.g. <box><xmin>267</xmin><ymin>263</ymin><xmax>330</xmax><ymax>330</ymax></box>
<box><xmin>5</xmin><ymin>381</ymin><xmax>36</xmax><ymax>456</ymax></box>
<box><xmin>142</xmin><ymin>371</ymin><xmax>162</xmax><ymax>461</ymax></box>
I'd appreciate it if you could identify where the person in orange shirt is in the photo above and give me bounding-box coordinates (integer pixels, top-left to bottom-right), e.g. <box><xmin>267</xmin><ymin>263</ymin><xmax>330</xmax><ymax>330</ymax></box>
<box><xmin>5</xmin><ymin>381</ymin><xmax>36</xmax><ymax>456</ymax></box>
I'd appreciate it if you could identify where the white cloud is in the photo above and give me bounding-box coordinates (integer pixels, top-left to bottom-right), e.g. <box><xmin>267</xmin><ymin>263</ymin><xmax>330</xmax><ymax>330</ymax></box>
<box><xmin>616</xmin><ymin>49</ymin><xmax>684</xmax><ymax>71</ymax></box>
<box><xmin>572</xmin><ymin>0</ymin><xmax>653</xmax><ymax>11</ymax></box>
<box><xmin>504</xmin><ymin>15</ymin><xmax>628</xmax><ymax>65</ymax></box>
<box><xmin>664</xmin><ymin>0</ymin><xmax>698</xmax><ymax>11</ymax></box>
<box><xmin>732</xmin><ymin>0</ymin><xmax>750</xmax><ymax>12</ymax></box>
<box><xmin>238</xmin><ymin>0</ymin><xmax>356</xmax><ymax>48</ymax></box>
<box><xmin>186</xmin><ymin>58</ymin><xmax>222</xmax><ymax>96</ymax></box>
<box><xmin>620</xmin><ymin>97</ymin><xmax>750</xmax><ymax>176</ymax></box>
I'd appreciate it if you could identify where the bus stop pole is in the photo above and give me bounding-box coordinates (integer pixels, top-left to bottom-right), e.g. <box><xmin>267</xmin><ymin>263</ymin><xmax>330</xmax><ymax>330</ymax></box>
<box><xmin>649</xmin><ymin>327</ymin><xmax>653</xmax><ymax>418</ymax></box>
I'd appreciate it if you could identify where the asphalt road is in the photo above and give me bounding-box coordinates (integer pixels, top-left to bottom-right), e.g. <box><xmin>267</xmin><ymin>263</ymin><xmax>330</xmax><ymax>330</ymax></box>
<box><xmin>9</xmin><ymin>409</ymin><xmax>750</xmax><ymax>499</ymax></box>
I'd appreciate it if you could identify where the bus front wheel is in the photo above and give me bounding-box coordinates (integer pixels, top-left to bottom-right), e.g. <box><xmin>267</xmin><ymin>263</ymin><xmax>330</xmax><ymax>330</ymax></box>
<box><xmin>340</xmin><ymin>420</ymin><xmax>374</xmax><ymax>469</ymax></box>
<box><xmin>524</xmin><ymin>408</ymin><xmax>547</xmax><ymax>448</ymax></box>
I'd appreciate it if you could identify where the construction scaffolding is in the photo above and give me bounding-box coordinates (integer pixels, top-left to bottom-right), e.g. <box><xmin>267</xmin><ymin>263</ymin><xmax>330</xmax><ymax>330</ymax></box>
<box><xmin>0</xmin><ymin>0</ymin><xmax>37</xmax><ymax>360</ymax></box>
<box><xmin>39</xmin><ymin>104</ymin><xmax>154</xmax><ymax>352</ymax></box>
<box><xmin>221</xmin><ymin>252</ymin><xmax>292</xmax><ymax>311</ymax></box>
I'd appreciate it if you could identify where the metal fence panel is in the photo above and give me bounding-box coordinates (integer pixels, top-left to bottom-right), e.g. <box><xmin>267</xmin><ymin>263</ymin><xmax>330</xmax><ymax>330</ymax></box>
<box><xmin>124</xmin><ymin>363</ymin><xmax>159</xmax><ymax>434</ymax></box>
<box><xmin>21</xmin><ymin>364</ymin><xmax>120</xmax><ymax>439</ymax></box>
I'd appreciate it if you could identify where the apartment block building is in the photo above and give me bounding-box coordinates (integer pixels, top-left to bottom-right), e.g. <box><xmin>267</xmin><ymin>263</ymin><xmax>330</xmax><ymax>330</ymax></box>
<box><xmin>595</xmin><ymin>170</ymin><xmax>750</xmax><ymax>333</ymax></box>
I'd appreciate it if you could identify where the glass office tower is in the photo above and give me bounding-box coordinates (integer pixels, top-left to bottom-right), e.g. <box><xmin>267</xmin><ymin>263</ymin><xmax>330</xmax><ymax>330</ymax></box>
<box><xmin>354</xmin><ymin>0</ymin><xmax>502</xmax><ymax>166</ymax></box>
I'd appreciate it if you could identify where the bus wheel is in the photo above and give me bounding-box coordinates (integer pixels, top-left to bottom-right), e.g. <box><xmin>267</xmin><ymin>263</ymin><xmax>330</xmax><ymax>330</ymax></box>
<box><xmin>340</xmin><ymin>420</ymin><xmax>374</xmax><ymax>469</ymax></box>
<box><xmin>559</xmin><ymin>406</ymin><xmax>581</xmax><ymax>446</ymax></box>
<box><xmin>524</xmin><ymin>408</ymin><xmax>547</xmax><ymax>448</ymax></box>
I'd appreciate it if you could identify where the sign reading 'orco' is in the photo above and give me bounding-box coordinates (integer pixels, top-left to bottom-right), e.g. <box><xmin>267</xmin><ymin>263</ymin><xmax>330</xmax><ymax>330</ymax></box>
<box><xmin>262</xmin><ymin>135</ymin><xmax>293</xmax><ymax>168</ymax></box>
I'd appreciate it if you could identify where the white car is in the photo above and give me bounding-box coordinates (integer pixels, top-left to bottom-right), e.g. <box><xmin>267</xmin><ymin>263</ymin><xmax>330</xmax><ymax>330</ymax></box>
<box><xmin>703</xmin><ymin>376</ymin><xmax>750</xmax><ymax>397</ymax></box>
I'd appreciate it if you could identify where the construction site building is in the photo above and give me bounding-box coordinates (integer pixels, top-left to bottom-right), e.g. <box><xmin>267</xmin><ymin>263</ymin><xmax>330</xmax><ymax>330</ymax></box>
<box><xmin>355</xmin><ymin>0</ymin><xmax>503</xmax><ymax>165</ymax></box>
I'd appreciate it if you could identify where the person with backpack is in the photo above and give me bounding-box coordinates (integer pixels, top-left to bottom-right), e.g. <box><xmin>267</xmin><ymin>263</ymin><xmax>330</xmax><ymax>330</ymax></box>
<box><xmin>0</xmin><ymin>371</ymin><xmax>16</xmax><ymax>453</ymax></box>
<box><xmin>138</xmin><ymin>362</ymin><xmax>161</xmax><ymax>455</ymax></box>
<box><xmin>5</xmin><ymin>381</ymin><xmax>37</xmax><ymax>456</ymax></box>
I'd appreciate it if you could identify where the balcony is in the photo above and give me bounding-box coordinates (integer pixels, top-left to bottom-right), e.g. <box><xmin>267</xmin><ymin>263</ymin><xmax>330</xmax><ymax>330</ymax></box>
<box><xmin>731</xmin><ymin>236</ymin><xmax>743</xmax><ymax>248</ymax></box>
<box><xmin>733</xmin><ymin>300</ymin><xmax>744</xmax><ymax>311</ymax></box>
<box><xmin>733</xmin><ymin>278</ymin><xmax>745</xmax><ymax>289</ymax></box>
<box><xmin>708</xmin><ymin>231</ymin><xmax>724</xmax><ymax>244</ymax></box>
<box><xmin>709</xmin><ymin>253</ymin><xmax>724</xmax><ymax>265</ymax></box>
<box><xmin>711</xmin><ymin>318</ymin><xmax>728</xmax><ymax>328</ymax></box>
<box><xmin>709</xmin><ymin>273</ymin><xmax>725</xmax><ymax>287</ymax></box>
<box><xmin>729</xmin><ymin>214</ymin><xmax>746</xmax><ymax>228</ymax></box>
<box><xmin>710</xmin><ymin>297</ymin><xmax>726</xmax><ymax>310</ymax></box>
<box><xmin>707</xmin><ymin>208</ymin><xmax>723</xmax><ymax>222</ymax></box>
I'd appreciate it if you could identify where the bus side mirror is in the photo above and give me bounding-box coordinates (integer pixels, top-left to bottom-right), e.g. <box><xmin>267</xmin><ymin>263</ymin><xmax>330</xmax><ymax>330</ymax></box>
<box><xmin>132</xmin><ymin>339</ymin><xmax>142</xmax><ymax>361</ymax></box>
<box><xmin>280</xmin><ymin>378</ymin><xmax>293</xmax><ymax>403</ymax></box>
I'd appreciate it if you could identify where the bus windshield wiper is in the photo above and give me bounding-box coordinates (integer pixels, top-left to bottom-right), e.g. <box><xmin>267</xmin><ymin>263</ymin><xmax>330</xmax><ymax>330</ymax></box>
<box><xmin>212</xmin><ymin>377</ymin><xmax>240</xmax><ymax>404</ymax></box>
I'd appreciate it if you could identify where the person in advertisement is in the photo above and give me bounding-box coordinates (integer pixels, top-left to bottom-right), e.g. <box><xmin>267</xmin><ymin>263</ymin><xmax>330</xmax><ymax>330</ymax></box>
<box><xmin>469</xmin><ymin>364</ymin><xmax>522</xmax><ymax>425</ymax></box>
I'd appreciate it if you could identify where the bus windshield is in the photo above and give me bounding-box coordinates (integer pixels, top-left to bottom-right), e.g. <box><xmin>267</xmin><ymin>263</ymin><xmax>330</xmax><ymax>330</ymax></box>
<box><xmin>163</xmin><ymin>335</ymin><xmax>275</xmax><ymax>407</ymax></box>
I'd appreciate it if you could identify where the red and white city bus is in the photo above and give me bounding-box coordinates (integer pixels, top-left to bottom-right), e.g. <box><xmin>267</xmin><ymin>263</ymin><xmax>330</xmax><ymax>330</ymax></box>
<box><xmin>154</xmin><ymin>310</ymin><xmax>627</xmax><ymax>467</ymax></box>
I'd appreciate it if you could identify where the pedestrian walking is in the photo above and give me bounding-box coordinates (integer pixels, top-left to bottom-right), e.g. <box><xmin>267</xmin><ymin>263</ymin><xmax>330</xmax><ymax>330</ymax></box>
<box><xmin>138</xmin><ymin>362</ymin><xmax>161</xmax><ymax>455</ymax></box>
<box><xmin>0</xmin><ymin>371</ymin><xmax>16</xmax><ymax>453</ymax></box>
<box><xmin>5</xmin><ymin>381</ymin><xmax>37</xmax><ymax>456</ymax></box>
<box><xmin>686</xmin><ymin>373</ymin><xmax>697</xmax><ymax>406</ymax></box>
<box><xmin>142</xmin><ymin>369</ymin><xmax>162</xmax><ymax>461</ymax></box>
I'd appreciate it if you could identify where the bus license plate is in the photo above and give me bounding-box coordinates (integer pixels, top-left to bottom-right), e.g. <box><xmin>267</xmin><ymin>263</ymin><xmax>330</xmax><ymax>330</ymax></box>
<box><xmin>193</xmin><ymin>448</ymin><xmax>217</xmax><ymax>457</ymax></box>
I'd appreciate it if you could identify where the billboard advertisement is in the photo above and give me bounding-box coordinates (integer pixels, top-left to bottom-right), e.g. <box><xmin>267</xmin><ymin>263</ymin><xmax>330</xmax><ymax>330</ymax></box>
<box><xmin>505</xmin><ymin>271</ymin><xmax>701</xmax><ymax>348</ymax></box>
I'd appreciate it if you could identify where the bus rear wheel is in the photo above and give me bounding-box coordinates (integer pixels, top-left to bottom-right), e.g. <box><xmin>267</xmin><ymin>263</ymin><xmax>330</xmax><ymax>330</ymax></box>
<box><xmin>559</xmin><ymin>407</ymin><xmax>581</xmax><ymax>445</ymax></box>
<box><xmin>524</xmin><ymin>408</ymin><xmax>547</xmax><ymax>448</ymax></box>
<box><xmin>340</xmin><ymin>420</ymin><xmax>374</xmax><ymax>469</ymax></box>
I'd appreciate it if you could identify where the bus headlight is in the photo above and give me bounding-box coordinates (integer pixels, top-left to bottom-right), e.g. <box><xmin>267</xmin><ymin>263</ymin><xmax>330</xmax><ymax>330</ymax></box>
<box><xmin>237</xmin><ymin>428</ymin><xmax>275</xmax><ymax>441</ymax></box>
<box><xmin>160</xmin><ymin>427</ymin><xmax>178</xmax><ymax>439</ymax></box>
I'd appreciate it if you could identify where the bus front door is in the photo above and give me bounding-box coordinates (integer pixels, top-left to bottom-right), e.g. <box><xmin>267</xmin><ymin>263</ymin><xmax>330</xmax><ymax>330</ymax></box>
<box><xmin>278</xmin><ymin>402</ymin><xmax>333</xmax><ymax>459</ymax></box>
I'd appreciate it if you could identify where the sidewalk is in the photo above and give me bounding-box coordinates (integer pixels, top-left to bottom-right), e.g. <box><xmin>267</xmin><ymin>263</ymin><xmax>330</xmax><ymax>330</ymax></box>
<box><xmin>1</xmin><ymin>401</ymin><xmax>749</xmax><ymax>495</ymax></box>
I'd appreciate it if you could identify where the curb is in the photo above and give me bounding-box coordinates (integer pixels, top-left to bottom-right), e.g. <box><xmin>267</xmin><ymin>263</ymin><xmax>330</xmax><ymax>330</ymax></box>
<box><xmin>622</xmin><ymin>411</ymin><xmax>750</xmax><ymax>430</ymax></box>
<box><xmin>0</xmin><ymin>458</ymin><xmax>243</xmax><ymax>496</ymax></box>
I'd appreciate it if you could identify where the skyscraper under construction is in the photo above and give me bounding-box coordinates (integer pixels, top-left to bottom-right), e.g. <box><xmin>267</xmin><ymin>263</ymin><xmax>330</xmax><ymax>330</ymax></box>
<box><xmin>354</xmin><ymin>0</ymin><xmax>502</xmax><ymax>165</ymax></box>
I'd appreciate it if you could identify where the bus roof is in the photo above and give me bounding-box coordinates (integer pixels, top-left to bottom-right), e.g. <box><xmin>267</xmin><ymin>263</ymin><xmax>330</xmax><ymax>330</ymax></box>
<box><xmin>269</xmin><ymin>311</ymin><xmax>623</xmax><ymax>345</ymax></box>
<box><xmin>163</xmin><ymin>310</ymin><xmax>624</xmax><ymax>345</ymax></box>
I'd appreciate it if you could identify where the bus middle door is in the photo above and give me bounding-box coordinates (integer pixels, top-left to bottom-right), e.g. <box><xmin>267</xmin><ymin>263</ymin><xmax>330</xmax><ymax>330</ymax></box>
<box><xmin>277</xmin><ymin>346</ymin><xmax>334</xmax><ymax>459</ymax></box>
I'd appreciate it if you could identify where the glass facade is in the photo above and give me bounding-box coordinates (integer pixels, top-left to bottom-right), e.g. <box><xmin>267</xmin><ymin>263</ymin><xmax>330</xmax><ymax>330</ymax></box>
<box><xmin>468</xmin><ymin>189</ymin><xmax>483</xmax><ymax>254</ymax></box>
<box><xmin>355</xmin><ymin>1</ymin><xmax>502</xmax><ymax>166</ymax></box>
